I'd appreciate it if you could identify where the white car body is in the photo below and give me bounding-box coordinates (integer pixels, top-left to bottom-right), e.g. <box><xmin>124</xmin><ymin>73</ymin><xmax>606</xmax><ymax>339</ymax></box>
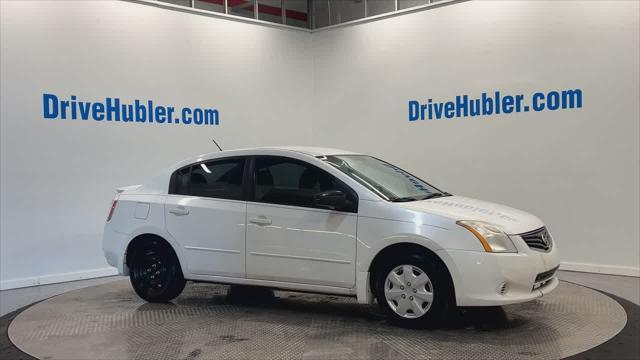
<box><xmin>103</xmin><ymin>146</ymin><xmax>559</xmax><ymax>307</ymax></box>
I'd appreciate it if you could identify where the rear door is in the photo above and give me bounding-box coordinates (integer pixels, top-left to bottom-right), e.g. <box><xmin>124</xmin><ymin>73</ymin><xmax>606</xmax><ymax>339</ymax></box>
<box><xmin>245</xmin><ymin>156</ymin><xmax>358</xmax><ymax>288</ymax></box>
<box><xmin>165</xmin><ymin>157</ymin><xmax>247</xmax><ymax>278</ymax></box>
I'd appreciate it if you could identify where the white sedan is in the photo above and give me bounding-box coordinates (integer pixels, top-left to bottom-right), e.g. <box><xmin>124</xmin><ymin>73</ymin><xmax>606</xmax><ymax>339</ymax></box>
<box><xmin>103</xmin><ymin>147</ymin><xmax>559</xmax><ymax>327</ymax></box>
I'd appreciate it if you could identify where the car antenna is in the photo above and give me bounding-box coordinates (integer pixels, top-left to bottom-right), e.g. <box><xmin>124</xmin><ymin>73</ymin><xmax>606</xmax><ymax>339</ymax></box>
<box><xmin>212</xmin><ymin>139</ymin><xmax>223</xmax><ymax>152</ymax></box>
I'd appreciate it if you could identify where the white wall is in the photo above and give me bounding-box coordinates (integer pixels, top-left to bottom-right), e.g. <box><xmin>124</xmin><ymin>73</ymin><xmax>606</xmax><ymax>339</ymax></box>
<box><xmin>2</xmin><ymin>0</ymin><xmax>638</xmax><ymax>289</ymax></box>
<box><xmin>312</xmin><ymin>0</ymin><xmax>640</xmax><ymax>275</ymax></box>
<box><xmin>0</xmin><ymin>0</ymin><xmax>313</xmax><ymax>289</ymax></box>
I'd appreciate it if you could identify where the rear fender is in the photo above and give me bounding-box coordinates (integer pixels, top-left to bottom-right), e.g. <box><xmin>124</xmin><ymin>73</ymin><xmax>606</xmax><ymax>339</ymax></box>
<box><xmin>125</xmin><ymin>226</ymin><xmax>187</xmax><ymax>277</ymax></box>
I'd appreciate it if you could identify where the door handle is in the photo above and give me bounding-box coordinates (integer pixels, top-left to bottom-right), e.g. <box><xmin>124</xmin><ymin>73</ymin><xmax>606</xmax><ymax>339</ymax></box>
<box><xmin>249</xmin><ymin>217</ymin><xmax>272</xmax><ymax>226</ymax></box>
<box><xmin>169</xmin><ymin>207</ymin><xmax>190</xmax><ymax>216</ymax></box>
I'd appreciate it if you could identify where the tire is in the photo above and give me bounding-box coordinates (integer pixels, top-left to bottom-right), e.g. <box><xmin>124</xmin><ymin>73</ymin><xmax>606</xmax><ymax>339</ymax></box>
<box><xmin>129</xmin><ymin>239</ymin><xmax>186</xmax><ymax>302</ymax></box>
<box><xmin>373</xmin><ymin>252</ymin><xmax>453</xmax><ymax>328</ymax></box>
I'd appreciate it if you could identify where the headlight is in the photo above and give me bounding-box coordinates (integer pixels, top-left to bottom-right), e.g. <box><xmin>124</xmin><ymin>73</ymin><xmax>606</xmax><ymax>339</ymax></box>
<box><xmin>457</xmin><ymin>220</ymin><xmax>517</xmax><ymax>253</ymax></box>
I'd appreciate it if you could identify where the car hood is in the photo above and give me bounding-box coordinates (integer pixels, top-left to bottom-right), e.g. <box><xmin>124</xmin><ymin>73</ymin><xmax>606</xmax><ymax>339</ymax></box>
<box><xmin>396</xmin><ymin>195</ymin><xmax>544</xmax><ymax>235</ymax></box>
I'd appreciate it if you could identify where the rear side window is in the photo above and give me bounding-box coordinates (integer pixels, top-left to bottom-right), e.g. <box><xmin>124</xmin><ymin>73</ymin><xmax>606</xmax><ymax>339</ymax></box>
<box><xmin>189</xmin><ymin>159</ymin><xmax>245</xmax><ymax>200</ymax></box>
<box><xmin>169</xmin><ymin>158</ymin><xmax>246</xmax><ymax>200</ymax></box>
<box><xmin>253</xmin><ymin>156</ymin><xmax>356</xmax><ymax>211</ymax></box>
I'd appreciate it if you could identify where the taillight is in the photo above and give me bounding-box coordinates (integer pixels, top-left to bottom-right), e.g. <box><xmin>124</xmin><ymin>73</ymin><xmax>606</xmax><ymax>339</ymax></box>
<box><xmin>107</xmin><ymin>200</ymin><xmax>118</xmax><ymax>222</ymax></box>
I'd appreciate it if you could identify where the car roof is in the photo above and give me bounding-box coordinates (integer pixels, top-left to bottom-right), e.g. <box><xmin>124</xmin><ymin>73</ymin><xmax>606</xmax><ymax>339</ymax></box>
<box><xmin>234</xmin><ymin>146</ymin><xmax>360</xmax><ymax>157</ymax></box>
<box><xmin>167</xmin><ymin>146</ymin><xmax>360</xmax><ymax>173</ymax></box>
<box><xmin>186</xmin><ymin>146</ymin><xmax>361</xmax><ymax>163</ymax></box>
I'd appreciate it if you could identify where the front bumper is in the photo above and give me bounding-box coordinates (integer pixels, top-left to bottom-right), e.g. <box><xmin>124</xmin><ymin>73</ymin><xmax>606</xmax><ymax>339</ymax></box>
<box><xmin>437</xmin><ymin>239</ymin><xmax>560</xmax><ymax>307</ymax></box>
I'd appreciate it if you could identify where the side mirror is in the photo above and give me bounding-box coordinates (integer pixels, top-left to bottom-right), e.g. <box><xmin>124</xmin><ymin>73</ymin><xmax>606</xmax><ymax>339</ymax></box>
<box><xmin>313</xmin><ymin>190</ymin><xmax>347</xmax><ymax>210</ymax></box>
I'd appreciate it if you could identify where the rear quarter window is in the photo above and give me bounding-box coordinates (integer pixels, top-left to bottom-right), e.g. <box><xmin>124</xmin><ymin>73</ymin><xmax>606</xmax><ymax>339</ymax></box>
<box><xmin>169</xmin><ymin>167</ymin><xmax>190</xmax><ymax>195</ymax></box>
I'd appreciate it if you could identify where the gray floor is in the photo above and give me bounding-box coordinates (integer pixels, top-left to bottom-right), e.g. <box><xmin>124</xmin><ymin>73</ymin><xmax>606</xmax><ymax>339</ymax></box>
<box><xmin>558</xmin><ymin>270</ymin><xmax>639</xmax><ymax>305</ymax></box>
<box><xmin>7</xmin><ymin>280</ymin><xmax>628</xmax><ymax>360</ymax></box>
<box><xmin>0</xmin><ymin>276</ymin><xmax>125</xmax><ymax>317</ymax></box>
<box><xmin>0</xmin><ymin>270</ymin><xmax>638</xmax><ymax>317</ymax></box>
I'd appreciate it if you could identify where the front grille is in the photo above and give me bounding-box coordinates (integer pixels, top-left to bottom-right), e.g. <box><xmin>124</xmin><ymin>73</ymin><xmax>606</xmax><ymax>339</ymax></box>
<box><xmin>520</xmin><ymin>227</ymin><xmax>552</xmax><ymax>252</ymax></box>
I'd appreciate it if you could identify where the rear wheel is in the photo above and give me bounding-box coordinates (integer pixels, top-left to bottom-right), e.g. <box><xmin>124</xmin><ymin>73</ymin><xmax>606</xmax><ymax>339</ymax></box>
<box><xmin>129</xmin><ymin>239</ymin><xmax>185</xmax><ymax>302</ymax></box>
<box><xmin>374</xmin><ymin>253</ymin><xmax>453</xmax><ymax>328</ymax></box>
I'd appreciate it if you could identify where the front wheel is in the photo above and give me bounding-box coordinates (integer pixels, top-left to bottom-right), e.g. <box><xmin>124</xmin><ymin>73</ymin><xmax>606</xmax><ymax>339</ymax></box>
<box><xmin>374</xmin><ymin>253</ymin><xmax>453</xmax><ymax>328</ymax></box>
<box><xmin>129</xmin><ymin>239</ymin><xmax>185</xmax><ymax>302</ymax></box>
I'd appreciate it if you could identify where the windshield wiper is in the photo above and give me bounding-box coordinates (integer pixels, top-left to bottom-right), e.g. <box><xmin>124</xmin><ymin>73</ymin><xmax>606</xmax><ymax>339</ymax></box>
<box><xmin>420</xmin><ymin>192</ymin><xmax>450</xmax><ymax>200</ymax></box>
<box><xmin>391</xmin><ymin>196</ymin><xmax>423</xmax><ymax>202</ymax></box>
<box><xmin>392</xmin><ymin>192</ymin><xmax>451</xmax><ymax>202</ymax></box>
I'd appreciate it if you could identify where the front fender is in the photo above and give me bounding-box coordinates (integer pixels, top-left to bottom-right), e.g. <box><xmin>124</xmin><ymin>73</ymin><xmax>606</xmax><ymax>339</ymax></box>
<box><xmin>357</xmin><ymin>233</ymin><xmax>444</xmax><ymax>273</ymax></box>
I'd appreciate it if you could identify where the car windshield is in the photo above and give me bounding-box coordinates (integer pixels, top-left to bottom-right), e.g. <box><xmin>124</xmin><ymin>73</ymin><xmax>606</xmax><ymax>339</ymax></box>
<box><xmin>320</xmin><ymin>155</ymin><xmax>448</xmax><ymax>202</ymax></box>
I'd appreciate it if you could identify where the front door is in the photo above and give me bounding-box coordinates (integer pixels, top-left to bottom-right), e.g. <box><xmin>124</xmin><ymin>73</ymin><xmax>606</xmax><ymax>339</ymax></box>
<box><xmin>165</xmin><ymin>157</ymin><xmax>247</xmax><ymax>278</ymax></box>
<box><xmin>246</xmin><ymin>156</ymin><xmax>357</xmax><ymax>288</ymax></box>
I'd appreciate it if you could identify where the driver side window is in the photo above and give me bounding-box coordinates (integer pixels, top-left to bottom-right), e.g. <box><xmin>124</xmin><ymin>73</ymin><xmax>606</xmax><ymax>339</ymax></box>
<box><xmin>253</xmin><ymin>157</ymin><xmax>355</xmax><ymax>211</ymax></box>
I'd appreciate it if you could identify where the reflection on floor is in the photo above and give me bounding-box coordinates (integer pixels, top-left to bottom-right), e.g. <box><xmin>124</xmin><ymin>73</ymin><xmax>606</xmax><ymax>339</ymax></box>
<box><xmin>1</xmin><ymin>270</ymin><xmax>638</xmax><ymax>317</ymax></box>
